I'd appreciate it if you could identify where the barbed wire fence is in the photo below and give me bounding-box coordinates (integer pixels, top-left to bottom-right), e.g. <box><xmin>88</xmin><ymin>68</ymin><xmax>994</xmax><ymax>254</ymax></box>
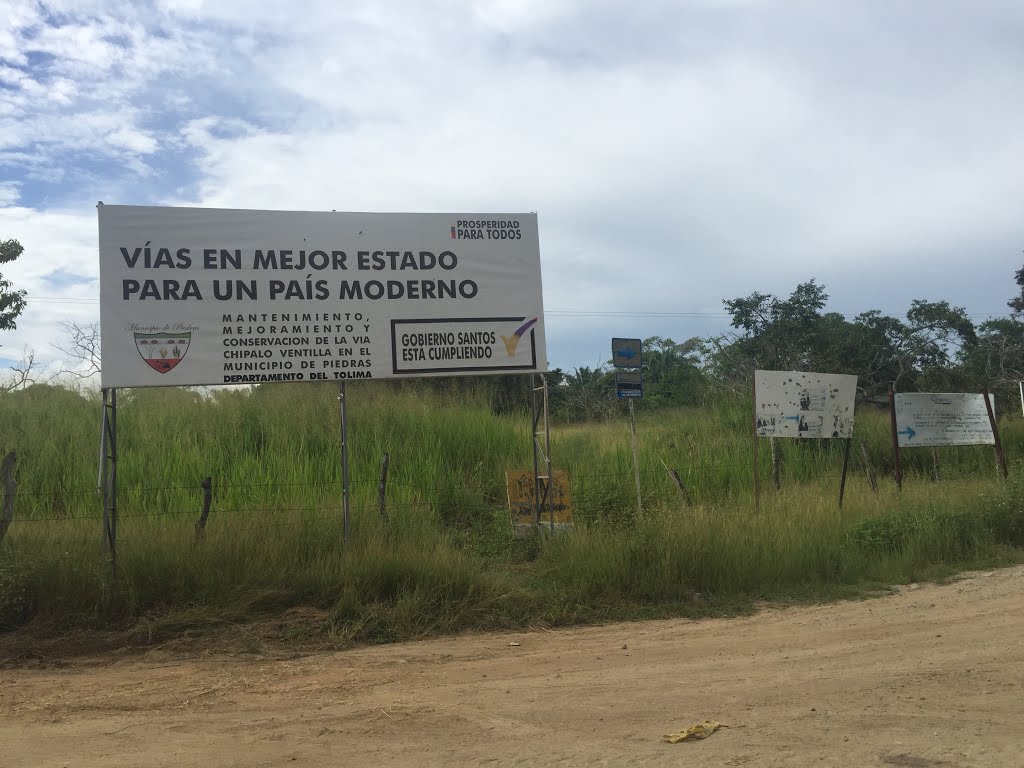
<box><xmin>1</xmin><ymin>446</ymin><xmax>1013</xmax><ymax>547</ymax></box>
<box><xmin>0</xmin><ymin>461</ymin><xmax>766</xmax><ymax>538</ymax></box>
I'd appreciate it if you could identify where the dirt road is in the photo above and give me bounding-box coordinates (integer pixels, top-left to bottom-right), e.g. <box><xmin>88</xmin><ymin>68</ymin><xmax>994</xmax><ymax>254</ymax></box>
<box><xmin>3</xmin><ymin>568</ymin><xmax>1024</xmax><ymax>767</ymax></box>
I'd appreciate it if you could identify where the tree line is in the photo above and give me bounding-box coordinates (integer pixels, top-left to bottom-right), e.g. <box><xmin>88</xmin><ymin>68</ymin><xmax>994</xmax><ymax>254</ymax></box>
<box><xmin>449</xmin><ymin>271</ymin><xmax>1024</xmax><ymax>422</ymax></box>
<box><xmin>2</xmin><ymin>234</ymin><xmax>1022</xmax><ymax>420</ymax></box>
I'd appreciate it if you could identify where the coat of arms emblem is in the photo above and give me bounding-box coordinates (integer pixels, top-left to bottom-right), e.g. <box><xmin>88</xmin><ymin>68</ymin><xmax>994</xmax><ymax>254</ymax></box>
<box><xmin>135</xmin><ymin>332</ymin><xmax>191</xmax><ymax>373</ymax></box>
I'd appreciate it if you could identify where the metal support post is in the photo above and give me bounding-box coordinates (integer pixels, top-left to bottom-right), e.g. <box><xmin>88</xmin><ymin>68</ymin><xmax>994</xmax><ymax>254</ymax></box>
<box><xmin>530</xmin><ymin>374</ymin><xmax>553</xmax><ymax>532</ymax></box>
<box><xmin>542</xmin><ymin>375</ymin><xmax>553</xmax><ymax>532</ymax></box>
<box><xmin>100</xmin><ymin>388</ymin><xmax>118</xmax><ymax>579</ymax></box>
<box><xmin>983</xmin><ymin>387</ymin><xmax>1009</xmax><ymax>480</ymax></box>
<box><xmin>97</xmin><ymin>389</ymin><xmax>108</xmax><ymax>496</ymax></box>
<box><xmin>629</xmin><ymin>398</ymin><xmax>642</xmax><ymax>519</ymax></box>
<box><xmin>753</xmin><ymin>376</ymin><xmax>761</xmax><ymax>511</ymax></box>
<box><xmin>888</xmin><ymin>387</ymin><xmax>902</xmax><ymax>490</ymax></box>
<box><xmin>339</xmin><ymin>382</ymin><xmax>351</xmax><ymax>543</ymax></box>
<box><xmin>838</xmin><ymin>437</ymin><xmax>852</xmax><ymax>509</ymax></box>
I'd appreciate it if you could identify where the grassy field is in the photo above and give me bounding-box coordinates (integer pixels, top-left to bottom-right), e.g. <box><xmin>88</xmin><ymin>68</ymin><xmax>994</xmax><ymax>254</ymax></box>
<box><xmin>1</xmin><ymin>381</ymin><xmax>1023</xmax><ymax>649</ymax></box>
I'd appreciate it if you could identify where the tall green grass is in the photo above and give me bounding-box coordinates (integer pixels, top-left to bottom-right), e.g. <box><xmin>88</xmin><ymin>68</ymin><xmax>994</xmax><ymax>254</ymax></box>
<box><xmin>1</xmin><ymin>382</ymin><xmax>1022</xmax><ymax>644</ymax></box>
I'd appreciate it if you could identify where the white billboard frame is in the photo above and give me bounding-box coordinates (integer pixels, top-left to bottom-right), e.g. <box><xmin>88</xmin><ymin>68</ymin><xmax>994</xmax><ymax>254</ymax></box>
<box><xmin>94</xmin><ymin>204</ymin><xmax>551</xmax><ymax>565</ymax></box>
<box><xmin>893</xmin><ymin>392</ymin><xmax>997</xmax><ymax>448</ymax></box>
<box><xmin>754</xmin><ymin>370</ymin><xmax>858</xmax><ymax>440</ymax></box>
<box><xmin>97</xmin><ymin>205</ymin><xmax>547</xmax><ymax>389</ymax></box>
<box><xmin>888</xmin><ymin>389</ymin><xmax>1008</xmax><ymax>487</ymax></box>
<box><xmin>752</xmin><ymin>369</ymin><xmax>860</xmax><ymax>512</ymax></box>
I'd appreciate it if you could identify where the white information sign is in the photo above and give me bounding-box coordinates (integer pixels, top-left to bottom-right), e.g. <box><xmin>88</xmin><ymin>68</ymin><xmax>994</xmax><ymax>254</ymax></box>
<box><xmin>755</xmin><ymin>370</ymin><xmax>858</xmax><ymax>439</ymax></box>
<box><xmin>894</xmin><ymin>393</ymin><xmax>996</xmax><ymax>447</ymax></box>
<box><xmin>98</xmin><ymin>206</ymin><xmax>547</xmax><ymax>388</ymax></box>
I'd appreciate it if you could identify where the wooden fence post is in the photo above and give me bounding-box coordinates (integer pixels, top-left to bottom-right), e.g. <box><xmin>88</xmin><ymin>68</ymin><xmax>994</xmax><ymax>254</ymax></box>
<box><xmin>859</xmin><ymin>440</ymin><xmax>878</xmax><ymax>493</ymax></box>
<box><xmin>888</xmin><ymin>387</ymin><xmax>903</xmax><ymax>490</ymax></box>
<box><xmin>667</xmin><ymin>468</ymin><xmax>691</xmax><ymax>507</ymax></box>
<box><xmin>983</xmin><ymin>387</ymin><xmax>1009</xmax><ymax>480</ymax></box>
<box><xmin>0</xmin><ymin>452</ymin><xmax>16</xmax><ymax>545</ymax></box>
<box><xmin>378</xmin><ymin>452</ymin><xmax>390</xmax><ymax>523</ymax></box>
<box><xmin>193</xmin><ymin>476</ymin><xmax>212</xmax><ymax>543</ymax></box>
<box><xmin>770</xmin><ymin>438</ymin><xmax>782</xmax><ymax>491</ymax></box>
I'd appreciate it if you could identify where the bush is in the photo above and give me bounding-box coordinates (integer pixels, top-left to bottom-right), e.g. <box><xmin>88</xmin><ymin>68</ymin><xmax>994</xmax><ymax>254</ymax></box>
<box><xmin>0</xmin><ymin>553</ymin><xmax>35</xmax><ymax>631</ymax></box>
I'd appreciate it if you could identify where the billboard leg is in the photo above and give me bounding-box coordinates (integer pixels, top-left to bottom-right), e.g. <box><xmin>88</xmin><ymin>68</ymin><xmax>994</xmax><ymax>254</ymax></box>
<box><xmin>838</xmin><ymin>437</ymin><xmax>852</xmax><ymax>510</ymax></box>
<box><xmin>888</xmin><ymin>387</ymin><xmax>902</xmax><ymax>491</ymax></box>
<box><xmin>983</xmin><ymin>386</ymin><xmax>1009</xmax><ymax>480</ymax></box>
<box><xmin>753</xmin><ymin>376</ymin><xmax>761</xmax><ymax>512</ymax></box>
<box><xmin>100</xmin><ymin>388</ymin><xmax>118</xmax><ymax>580</ymax></box>
<box><xmin>339</xmin><ymin>382</ymin><xmax>351</xmax><ymax>543</ymax></box>
<box><xmin>530</xmin><ymin>374</ymin><xmax>552</xmax><ymax>533</ymax></box>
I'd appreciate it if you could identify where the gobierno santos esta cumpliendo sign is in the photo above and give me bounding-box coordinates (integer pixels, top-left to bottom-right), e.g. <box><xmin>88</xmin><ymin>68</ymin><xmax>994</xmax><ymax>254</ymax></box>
<box><xmin>98</xmin><ymin>206</ymin><xmax>547</xmax><ymax>388</ymax></box>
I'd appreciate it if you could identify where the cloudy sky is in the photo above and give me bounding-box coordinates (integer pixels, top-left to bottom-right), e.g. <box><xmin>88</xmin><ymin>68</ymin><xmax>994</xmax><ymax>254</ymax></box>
<box><xmin>1</xmin><ymin>0</ymin><xmax>1022</xmax><ymax>376</ymax></box>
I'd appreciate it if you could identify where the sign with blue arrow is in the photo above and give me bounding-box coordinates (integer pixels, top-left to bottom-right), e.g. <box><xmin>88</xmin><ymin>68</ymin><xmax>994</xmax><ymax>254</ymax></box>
<box><xmin>894</xmin><ymin>393</ymin><xmax>996</xmax><ymax>447</ymax></box>
<box><xmin>897</xmin><ymin>426</ymin><xmax>917</xmax><ymax>441</ymax></box>
<box><xmin>612</xmin><ymin>338</ymin><xmax>642</xmax><ymax>370</ymax></box>
<box><xmin>754</xmin><ymin>370</ymin><xmax>858</xmax><ymax>439</ymax></box>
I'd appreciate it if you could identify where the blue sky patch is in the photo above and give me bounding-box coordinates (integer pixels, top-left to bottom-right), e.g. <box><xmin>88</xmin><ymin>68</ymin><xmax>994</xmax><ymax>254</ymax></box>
<box><xmin>41</xmin><ymin>269</ymin><xmax>95</xmax><ymax>291</ymax></box>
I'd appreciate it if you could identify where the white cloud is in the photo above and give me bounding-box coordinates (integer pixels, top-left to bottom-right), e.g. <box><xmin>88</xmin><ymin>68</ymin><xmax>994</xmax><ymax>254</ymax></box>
<box><xmin>0</xmin><ymin>205</ymin><xmax>100</xmax><ymax>361</ymax></box>
<box><xmin>106</xmin><ymin>127</ymin><xmax>158</xmax><ymax>154</ymax></box>
<box><xmin>2</xmin><ymin>0</ymin><xmax>1024</xmax><ymax>372</ymax></box>
<box><xmin>0</xmin><ymin>183</ymin><xmax>20</xmax><ymax>206</ymax></box>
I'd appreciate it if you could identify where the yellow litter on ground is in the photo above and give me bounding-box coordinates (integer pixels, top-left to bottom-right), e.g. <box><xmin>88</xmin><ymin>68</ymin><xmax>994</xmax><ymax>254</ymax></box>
<box><xmin>664</xmin><ymin>720</ymin><xmax>728</xmax><ymax>743</ymax></box>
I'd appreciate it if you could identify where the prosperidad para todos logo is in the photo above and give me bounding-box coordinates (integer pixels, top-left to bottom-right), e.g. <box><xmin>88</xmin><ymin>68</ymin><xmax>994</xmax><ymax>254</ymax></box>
<box><xmin>450</xmin><ymin>219</ymin><xmax>522</xmax><ymax>240</ymax></box>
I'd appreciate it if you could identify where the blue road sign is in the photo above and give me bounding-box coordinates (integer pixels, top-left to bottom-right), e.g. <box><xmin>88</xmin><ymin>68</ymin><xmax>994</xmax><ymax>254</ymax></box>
<box><xmin>615</xmin><ymin>371</ymin><xmax>643</xmax><ymax>398</ymax></box>
<box><xmin>612</xmin><ymin>338</ymin><xmax>642</xmax><ymax>370</ymax></box>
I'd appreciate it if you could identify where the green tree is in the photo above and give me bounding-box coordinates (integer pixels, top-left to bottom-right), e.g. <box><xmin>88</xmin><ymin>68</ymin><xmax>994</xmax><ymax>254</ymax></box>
<box><xmin>636</xmin><ymin>336</ymin><xmax>705</xmax><ymax>407</ymax></box>
<box><xmin>705</xmin><ymin>280</ymin><xmax>831</xmax><ymax>391</ymax></box>
<box><xmin>960</xmin><ymin>318</ymin><xmax>1024</xmax><ymax>393</ymax></box>
<box><xmin>1009</xmin><ymin>265</ymin><xmax>1024</xmax><ymax>315</ymax></box>
<box><xmin>557</xmin><ymin>366</ymin><xmax>615</xmax><ymax>422</ymax></box>
<box><xmin>0</xmin><ymin>239</ymin><xmax>27</xmax><ymax>330</ymax></box>
<box><xmin>706</xmin><ymin>280</ymin><xmax>982</xmax><ymax>398</ymax></box>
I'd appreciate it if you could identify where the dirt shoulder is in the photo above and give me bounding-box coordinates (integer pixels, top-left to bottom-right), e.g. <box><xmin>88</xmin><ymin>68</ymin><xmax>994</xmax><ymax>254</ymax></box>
<box><xmin>3</xmin><ymin>567</ymin><xmax>1023</xmax><ymax>767</ymax></box>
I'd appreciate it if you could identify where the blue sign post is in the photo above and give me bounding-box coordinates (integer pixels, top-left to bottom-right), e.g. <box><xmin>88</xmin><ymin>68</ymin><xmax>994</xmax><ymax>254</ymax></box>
<box><xmin>612</xmin><ymin>338</ymin><xmax>644</xmax><ymax>518</ymax></box>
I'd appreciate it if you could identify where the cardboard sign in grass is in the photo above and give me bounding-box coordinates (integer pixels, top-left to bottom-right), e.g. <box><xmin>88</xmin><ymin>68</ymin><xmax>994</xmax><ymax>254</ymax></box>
<box><xmin>98</xmin><ymin>206</ymin><xmax>547</xmax><ymax>388</ymax></box>
<box><xmin>506</xmin><ymin>470</ymin><xmax>572</xmax><ymax>526</ymax></box>
<box><xmin>755</xmin><ymin>370</ymin><xmax>857</xmax><ymax>439</ymax></box>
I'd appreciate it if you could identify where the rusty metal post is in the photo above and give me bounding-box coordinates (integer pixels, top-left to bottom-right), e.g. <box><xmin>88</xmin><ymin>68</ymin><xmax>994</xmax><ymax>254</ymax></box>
<box><xmin>983</xmin><ymin>387</ymin><xmax>1008</xmax><ymax>479</ymax></box>
<box><xmin>888</xmin><ymin>387</ymin><xmax>902</xmax><ymax>490</ymax></box>
<box><xmin>0</xmin><ymin>452</ymin><xmax>16</xmax><ymax>545</ymax></box>
<box><xmin>338</xmin><ymin>382</ymin><xmax>351</xmax><ymax>543</ymax></box>
<box><xmin>753</xmin><ymin>375</ymin><xmax>761</xmax><ymax>511</ymax></box>
<box><xmin>839</xmin><ymin>437</ymin><xmax>852</xmax><ymax>509</ymax></box>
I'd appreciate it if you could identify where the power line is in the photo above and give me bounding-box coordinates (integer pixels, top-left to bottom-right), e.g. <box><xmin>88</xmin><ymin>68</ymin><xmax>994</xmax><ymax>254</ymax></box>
<box><xmin>21</xmin><ymin>297</ymin><xmax>1018</xmax><ymax>320</ymax></box>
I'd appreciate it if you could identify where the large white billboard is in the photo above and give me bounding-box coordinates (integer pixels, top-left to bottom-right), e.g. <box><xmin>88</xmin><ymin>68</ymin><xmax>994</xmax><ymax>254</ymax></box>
<box><xmin>894</xmin><ymin>393</ymin><xmax>996</xmax><ymax>447</ymax></box>
<box><xmin>755</xmin><ymin>370</ymin><xmax>858</xmax><ymax>439</ymax></box>
<box><xmin>98</xmin><ymin>206</ymin><xmax>547</xmax><ymax>388</ymax></box>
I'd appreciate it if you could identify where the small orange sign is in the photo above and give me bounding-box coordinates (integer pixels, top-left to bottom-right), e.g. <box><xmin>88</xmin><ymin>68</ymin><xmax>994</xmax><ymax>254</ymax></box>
<box><xmin>505</xmin><ymin>469</ymin><xmax>572</xmax><ymax>526</ymax></box>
